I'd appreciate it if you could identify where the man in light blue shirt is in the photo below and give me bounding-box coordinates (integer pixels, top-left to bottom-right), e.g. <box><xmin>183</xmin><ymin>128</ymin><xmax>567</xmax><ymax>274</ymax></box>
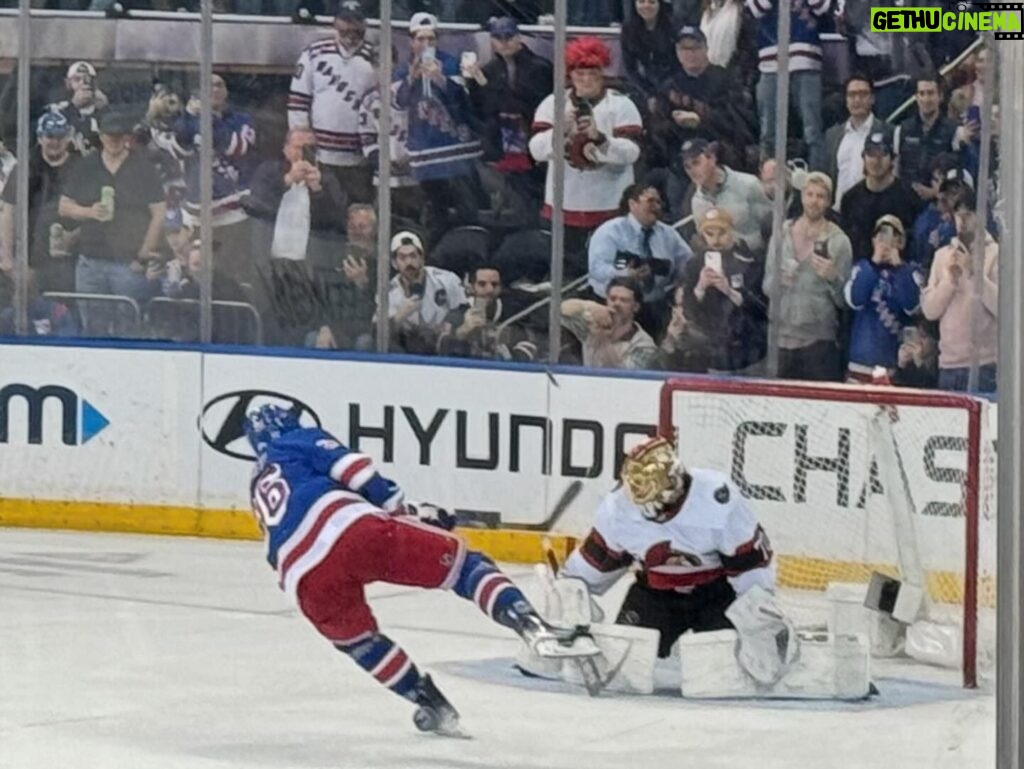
<box><xmin>587</xmin><ymin>184</ymin><xmax>692</xmax><ymax>309</ymax></box>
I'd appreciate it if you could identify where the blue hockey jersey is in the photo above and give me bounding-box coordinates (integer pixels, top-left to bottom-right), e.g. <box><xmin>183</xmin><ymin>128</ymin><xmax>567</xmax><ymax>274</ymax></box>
<box><xmin>394</xmin><ymin>50</ymin><xmax>482</xmax><ymax>182</ymax></box>
<box><xmin>844</xmin><ymin>259</ymin><xmax>922</xmax><ymax>371</ymax></box>
<box><xmin>249</xmin><ymin>427</ymin><xmax>405</xmax><ymax>597</ymax></box>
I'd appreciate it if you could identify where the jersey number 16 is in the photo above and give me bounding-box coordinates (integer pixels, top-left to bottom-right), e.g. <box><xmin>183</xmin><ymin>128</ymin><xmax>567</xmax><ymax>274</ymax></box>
<box><xmin>252</xmin><ymin>463</ymin><xmax>291</xmax><ymax>529</ymax></box>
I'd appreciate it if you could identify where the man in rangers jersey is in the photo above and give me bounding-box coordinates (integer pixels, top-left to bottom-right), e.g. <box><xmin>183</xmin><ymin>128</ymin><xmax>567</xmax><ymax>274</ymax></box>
<box><xmin>288</xmin><ymin>0</ymin><xmax>377</xmax><ymax>204</ymax></box>
<box><xmin>561</xmin><ymin>435</ymin><xmax>776</xmax><ymax>658</ymax></box>
<box><xmin>244</xmin><ymin>405</ymin><xmax>597</xmax><ymax>738</ymax></box>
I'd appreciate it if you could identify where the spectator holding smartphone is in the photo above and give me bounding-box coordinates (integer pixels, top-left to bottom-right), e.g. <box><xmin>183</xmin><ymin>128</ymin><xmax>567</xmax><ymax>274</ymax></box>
<box><xmin>893</xmin><ymin>320</ymin><xmax>938</xmax><ymax>389</ymax></box>
<box><xmin>676</xmin><ymin>206</ymin><xmax>768</xmax><ymax>373</ymax></box>
<box><xmin>921</xmin><ymin>188</ymin><xmax>999</xmax><ymax>393</ymax></box>
<box><xmin>844</xmin><ymin>215</ymin><xmax>923</xmax><ymax>383</ymax></box>
<box><xmin>246</xmin><ymin>127</ymin><xmax>348</xmax><ymax>264</ymax></box>
<box><xmin>396</xmin><ymin>13</ymin><xmax>484</xmax><ymax>239</ymax></box>
<box><xmin>763</xmin><ymin>171</ymin><xmax>853</xmax><ymax>381</ymax></box>
<box><xmin>438</xmin><ymin>264</ymin><xmax>538</xmax><ymax>362</ymax></box>
<box><xmin>384</xmin><ymin>230</ymin><xmax>467</xmax><ymax>355</ymax></box>
<box><xmin>530</xmin><ymin>37</ymin><xmax>643</xmax><ymax>275</ymax></box>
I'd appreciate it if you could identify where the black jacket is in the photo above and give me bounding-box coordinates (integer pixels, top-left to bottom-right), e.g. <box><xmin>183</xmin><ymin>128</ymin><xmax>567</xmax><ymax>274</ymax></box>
<box><xmin>466</xmin><ymin>46</ymin><xmax>553</xmax><ymax>165</ymax></box>
<box><xmin>649</xmin><ymin>64</ymin><xmax>757</xmax><ymax>173</ymax></box>
<box><xmin>677</xmin><ymin>243</ymin><xmax>768</xmax><ymax>371</ymax></box>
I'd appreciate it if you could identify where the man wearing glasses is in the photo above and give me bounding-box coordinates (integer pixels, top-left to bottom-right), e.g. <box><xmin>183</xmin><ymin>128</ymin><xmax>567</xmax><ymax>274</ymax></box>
<box><xmin>824</xmin><ymin>74</ymin><xmax>889</xmax><ymax>211</ymax></box>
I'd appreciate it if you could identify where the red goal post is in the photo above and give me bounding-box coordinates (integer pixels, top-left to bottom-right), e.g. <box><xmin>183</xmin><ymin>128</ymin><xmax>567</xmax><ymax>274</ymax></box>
<box><xmin>658</xmin><ymin>377</ymin><xmax>992</xmax><ymax>688</ymax></box>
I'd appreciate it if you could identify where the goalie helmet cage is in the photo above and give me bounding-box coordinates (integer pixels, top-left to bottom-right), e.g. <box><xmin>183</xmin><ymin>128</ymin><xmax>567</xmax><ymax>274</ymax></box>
<box><xmin>658</xmin><ymin>377</ymin><xmax>993</xmax><ymax>689</ymax></box>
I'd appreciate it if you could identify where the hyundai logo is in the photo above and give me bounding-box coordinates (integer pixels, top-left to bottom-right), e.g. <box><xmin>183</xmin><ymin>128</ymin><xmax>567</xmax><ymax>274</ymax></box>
<box><xmin>200</xmin><ymin>390</ymin><xmax>321</xmax><ymax>460</ymax></box>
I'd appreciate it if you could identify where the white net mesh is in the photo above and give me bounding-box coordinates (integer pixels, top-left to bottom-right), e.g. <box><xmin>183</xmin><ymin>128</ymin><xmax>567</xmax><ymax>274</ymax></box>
<box><xmin>661</xmin><ymin>379</ymin><xmax>996</xmax><ymax>685</ymax></box>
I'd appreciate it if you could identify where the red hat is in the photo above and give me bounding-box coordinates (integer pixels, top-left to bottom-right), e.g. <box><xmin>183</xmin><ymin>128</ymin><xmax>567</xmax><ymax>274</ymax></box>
<box><xmin>565</xmin><ymin>37</ymin><xmax>612</xmax><ymax>72</ymax></box>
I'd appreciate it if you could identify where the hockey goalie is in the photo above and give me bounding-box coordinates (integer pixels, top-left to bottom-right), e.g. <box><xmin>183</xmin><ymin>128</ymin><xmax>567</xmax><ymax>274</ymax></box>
<box><xmin>520</xmin><ymin>435</ymin><xmax>872</xmax><ymax>700</ymax></box>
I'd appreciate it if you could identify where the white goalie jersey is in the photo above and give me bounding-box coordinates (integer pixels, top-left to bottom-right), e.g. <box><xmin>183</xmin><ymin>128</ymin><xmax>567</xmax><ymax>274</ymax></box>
<box><xmin>562</xmin><ymin>468</ymin><xmax>776</xmax><ymax>598</ymax></box>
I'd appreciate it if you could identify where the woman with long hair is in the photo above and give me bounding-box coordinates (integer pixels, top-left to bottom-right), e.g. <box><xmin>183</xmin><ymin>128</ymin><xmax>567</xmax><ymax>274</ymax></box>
<box><xmin>621</xmin><ymin>0</ymin><xmax>678</xmax><ymax>103</ymax></box>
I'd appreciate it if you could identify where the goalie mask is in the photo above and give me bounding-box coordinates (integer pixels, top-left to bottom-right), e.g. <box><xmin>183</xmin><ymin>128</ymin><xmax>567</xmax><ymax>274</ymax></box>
<box><xmin>620</xmin><ymin>436</ymin><xmax>687</xmax><ymax>523</ymax></box>
<box><xmin>243</xmin><ymin>404</ymin><xmax>302</xmax><ymax>457</ymax></box>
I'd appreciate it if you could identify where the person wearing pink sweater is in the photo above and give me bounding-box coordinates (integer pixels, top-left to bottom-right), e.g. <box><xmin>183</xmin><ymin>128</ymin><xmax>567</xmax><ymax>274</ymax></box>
<box><xmin>920</xmin><ymin>190</ymin><xmax>998</xmax><ymax>393</ymax></box>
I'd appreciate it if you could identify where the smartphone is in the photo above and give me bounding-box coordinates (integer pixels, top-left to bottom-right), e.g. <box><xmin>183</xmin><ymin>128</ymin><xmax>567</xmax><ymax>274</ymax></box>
<box><xmin>576</xmin><ymin>98</ymin><xmax>593</xmax><ymax>119</ymax></box>
<box><xmin>877</xmin><ymin>226</ymin><xmax>897</xmax><ymax>248</ymax></box>
<box><xmin>704</xmin><ymin>251</ymin><xmax>723</xmax><ymax>274</ymax></box>
<box><xmin>901</xmin><ymin>326</ymin><xmax>920</xmax><ymax>345</ymax></box>
<box><xmin>422</xmin><ymin>46</ymin><xmax>437</xmax><ymax>64</ymax></box>
<box><xmin>460</xmin><ymin>51</ymin><xmax>477</xmax><ymax>70</ymax></box>
<box><xmin>966</xmin><ymin>105</ymin><xmax>981</xmax><ymax>125</ymax></box>
<box><xmin>408</xmin><ymin>282</ymin><xmax>426</xmax><ymax>298</ymax></box>
<box><xmin>814</xmin><ymin>239</ymin><xmax>830</xmax><ymax>259</ymax></box>
<box><xmin>473</xmin><ymin>296</ymin><xmax>499</xmax><ymax>322</ymax></box>
<box><xmin>301</xmin><ymin>143</ymin><xmax>316</xmax><ymax>165</ymax></box>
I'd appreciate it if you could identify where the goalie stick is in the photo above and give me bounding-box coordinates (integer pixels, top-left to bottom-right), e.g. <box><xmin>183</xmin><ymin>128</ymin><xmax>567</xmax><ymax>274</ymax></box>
<box><xmin>540</xmin><ymin>538</ymin><xmax>627</xmax><ymax>697</ymax></box>
<box><xmin>505</xmin><ymin>480</ymin><xmax>583</xmax><ymax>532</ymax></box>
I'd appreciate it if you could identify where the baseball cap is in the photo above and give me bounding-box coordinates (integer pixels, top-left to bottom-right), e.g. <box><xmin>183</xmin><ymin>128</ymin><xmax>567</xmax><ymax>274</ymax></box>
<box><xmin>97</xmin><ymin>110</ymin><xmax>136</xmax><ymax>135</ymax></box>
<box><xmin>944</xmin><ymin>166</ymin><xmax>975</xmax><ymax>189</ymax></box>
<box><xmin>335</xmin><ymin>0</ymin><xmax>364</xmax><ymax>22</ymax></box>
<box><xmin>409</xmin><ymin>11</ymin><xmax>439</xmax><ymax>34</ymax></box>
<box><xmin>675</xmin><ymin>25</ymin><xmax>707</xmax><ymax>44</ymax></box>
<box><xmin>390</xmin><ymin>231</ymin><xmax>424</xmax><ymax>253</ymax></box>
<box><xmin>698</xmin><ymin>207</ymin><xmax>733</xmax><ymax>233</ymax></box>
<box><xmin>36</xmin><ymin>111</ymin><xmax>70</xmax><ymax>138</ymax></box>
<box><xmin>863</xmin><ymin>131</ymin><xmax>893</xmax><ymax>156</ymax></box>
<box><xmin>680</xmin><ymin>137</ymin><xmax>711</xmax><ymax>161</ymax></box>
<box><xmin>873</xmin><ymin>214</ymin><xmax>906</xmax><ymax>239</ymax></box>
<box><xmin>488</xmin><ymin>16</ymin><xmax>519</xmax><ymax>38</ymax></box>
<box><xmin>66</xmin><ymin>61</ymin><xmax>97</xmax><ymax>79</ymax></box>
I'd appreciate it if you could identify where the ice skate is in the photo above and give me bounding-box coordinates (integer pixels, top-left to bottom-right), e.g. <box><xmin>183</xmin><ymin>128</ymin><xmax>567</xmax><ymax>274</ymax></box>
<box><xmin>412</xmin><ymin>675</ymin><xmax>470</xmax><ymax>739</ymax></box>
<box><xmin>503</xmin><ymin>602</ymin><xmax>600</xmax><ymax>659</ymax></box>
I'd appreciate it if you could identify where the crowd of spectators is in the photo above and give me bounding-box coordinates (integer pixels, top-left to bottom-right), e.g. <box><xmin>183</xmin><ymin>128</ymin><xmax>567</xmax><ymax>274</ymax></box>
<box><xmin>0</xmin><ymin>0</ymin><xmax>1002</xmax><ymax>393</ymax></box>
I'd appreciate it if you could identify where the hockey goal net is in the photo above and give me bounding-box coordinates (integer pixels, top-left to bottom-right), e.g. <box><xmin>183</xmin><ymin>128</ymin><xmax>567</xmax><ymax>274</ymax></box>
<box><xmin>659</xmin><ymin>377</ymin><xmax>996</xmax><ymax>688</ymax></box>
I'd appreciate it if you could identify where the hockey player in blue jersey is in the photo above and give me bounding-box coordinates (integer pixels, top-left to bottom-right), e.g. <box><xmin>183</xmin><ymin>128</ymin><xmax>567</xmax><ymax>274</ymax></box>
<box><xmin>244</xmin><ymin>405</ymin><xmax>597</xmax><ymax>737</ymax></box>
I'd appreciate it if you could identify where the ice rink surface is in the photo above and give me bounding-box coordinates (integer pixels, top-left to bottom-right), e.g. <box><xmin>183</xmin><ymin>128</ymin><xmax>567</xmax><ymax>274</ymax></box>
<box><xmin>0</xmin><ymin>529</ymin><xmax>995</xmax><ymax>769</ymax></box>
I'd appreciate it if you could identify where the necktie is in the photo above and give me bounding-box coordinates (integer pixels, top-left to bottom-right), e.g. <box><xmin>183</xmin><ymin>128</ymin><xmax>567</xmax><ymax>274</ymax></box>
<box><xmin>641</xmin><ymin>227</ymin><xmax>654</xmax><ymax>258</ymax></box>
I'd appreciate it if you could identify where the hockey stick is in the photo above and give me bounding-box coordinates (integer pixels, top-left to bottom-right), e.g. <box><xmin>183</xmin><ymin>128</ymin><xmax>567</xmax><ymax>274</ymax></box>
<box><xmin>505</xmin><ymin>480</ymin><xmax>583</xmax><ymax>532</ymax></box>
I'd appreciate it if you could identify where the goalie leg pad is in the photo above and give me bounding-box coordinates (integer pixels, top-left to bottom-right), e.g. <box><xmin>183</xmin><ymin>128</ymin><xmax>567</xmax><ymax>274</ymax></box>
<box><xmin>725</xmin><ymin>585</ymin><xmax>799</xmax><ymax>686</ymax></box>
<box><xmin>515</xmin><ymin>623</ymin><xmax>660</xmax><ymax>695</ymax></box>
<box><xmin>681</xmin><ymin>629</ymin><xmax>873</xmax><ymax>700</ymax></box>
<box><xmin>562</xmin><ymin>623</ymin><xmax>660</xmax><ymax>695</ymax></box>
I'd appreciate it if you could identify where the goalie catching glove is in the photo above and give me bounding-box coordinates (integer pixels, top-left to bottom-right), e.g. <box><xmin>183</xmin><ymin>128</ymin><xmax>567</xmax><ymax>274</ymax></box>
<box><xmin>725</xmin><ymin>585</ymin><xmax>799</xmax><ymax>686</ymax></box>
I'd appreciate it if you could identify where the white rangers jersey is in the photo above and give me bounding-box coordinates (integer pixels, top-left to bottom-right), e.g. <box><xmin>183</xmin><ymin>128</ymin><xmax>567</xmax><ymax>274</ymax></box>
<box><xmin>288</xmin><ymin>38</ymin><xmax>377</xmax><ymax>168</ymax></box>
<box><xmin>529</xmin><ymin>88</ymin><xmax>642</xmax><ymax>228</ymax></box>
<box><xmin>562</xmin><ymin>468</ymin><xmax>775</xmax><ymax>597</ymax></box>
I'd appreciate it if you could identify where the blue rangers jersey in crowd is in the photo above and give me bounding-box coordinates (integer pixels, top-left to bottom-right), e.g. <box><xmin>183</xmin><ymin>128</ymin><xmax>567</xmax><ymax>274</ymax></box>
<box><xmin>249</xmin><ymin>427</ymin><xmax>405</xmax><ymax>599</ymax></box>
<box><xmin>175</xmin><ymin>108</ymin><xmax>257</xmax><ymax>227</ymax></box>
<box><xmin>844</xmin><ymin>259</ymin><xmax>923</xmax><ymax>372</ymax></box>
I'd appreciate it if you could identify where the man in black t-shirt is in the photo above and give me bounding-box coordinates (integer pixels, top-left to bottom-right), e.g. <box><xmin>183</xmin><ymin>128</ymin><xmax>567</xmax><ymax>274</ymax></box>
<box><xmin>838</xmin><ymin>131</ymin><xmax>922</xmax><ymax>262</ymax></box>
<box><xmin>58</xmin><ymin>111</ymin><xmax>165</xmax><ymax>336</ymax></box>
<box><xmin>1</xmin><ymin>113</ymin><xmax>81</xmax><ymax>293</ymax></box>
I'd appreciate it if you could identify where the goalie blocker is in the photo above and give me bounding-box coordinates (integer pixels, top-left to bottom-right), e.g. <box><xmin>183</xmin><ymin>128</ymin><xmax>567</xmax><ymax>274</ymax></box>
<box><xmin>519</xmin><ymin>436</ymin><xmax>872</xmax><ymax>699</ymax></box>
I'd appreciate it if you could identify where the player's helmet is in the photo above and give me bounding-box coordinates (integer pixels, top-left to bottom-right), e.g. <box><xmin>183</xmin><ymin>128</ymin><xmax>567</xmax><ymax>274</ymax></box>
<box><xmin>243</xmin><ymin>405</ymin><xmax>302</xmax><ymax>456</ymax></box>
<box><xmin>620</xmin><ymin>436</ymin><xmax>686</xmax><ymax>523</ymax></box>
